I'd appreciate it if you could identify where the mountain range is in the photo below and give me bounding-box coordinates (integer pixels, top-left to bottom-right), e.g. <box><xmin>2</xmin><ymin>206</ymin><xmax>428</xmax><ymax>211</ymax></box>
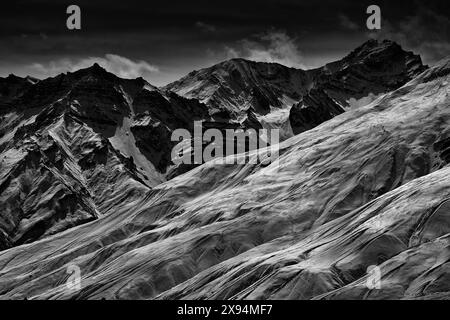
<box><xmin>0</xmin><ymin>39</ymin><xmax>449</xmax><ymax>300</ymax></box>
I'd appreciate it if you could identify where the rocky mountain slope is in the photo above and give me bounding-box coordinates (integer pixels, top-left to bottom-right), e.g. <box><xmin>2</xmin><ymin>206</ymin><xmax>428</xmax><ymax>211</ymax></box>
<box><xmin>166</xmin><ymin>39</ymin><xmax>426</xmax><ymax>137</ymax></box>
<box><xmin>0</xmin><ymin>40</ymin><xmax>425</xmax><ymax>251</ymax></box>
<box><xmin>0</xmin><ymin>64</ymin><xmax>219</xmax><ymax>249</ymax></box>
<box><xmin>0</xmin><ymin>55</ymin><xmax>448</xmax><ymax>300</ymax></box>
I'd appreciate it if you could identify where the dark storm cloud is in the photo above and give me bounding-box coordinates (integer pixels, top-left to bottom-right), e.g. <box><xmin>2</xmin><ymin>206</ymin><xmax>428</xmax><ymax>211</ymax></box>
<box><xmin>0</xmin><ymin>0</ymin><xmax>448</xmax><ymax>85</ymax></box>
<box><xmin>195</xmin><ymin>22</ymin><xmax>217</xmax><ymax>33</ymax></box>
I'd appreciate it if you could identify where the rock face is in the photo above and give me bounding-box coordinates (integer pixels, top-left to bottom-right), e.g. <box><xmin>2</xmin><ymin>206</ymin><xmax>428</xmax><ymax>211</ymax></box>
<box><xmin>289</xmin><ymin>39</ymin><xmax>426</xmax><ymax>135</ymax></box>
<box><xmin>0</xmin><ymin>64</ymin><xmax>219</xmax><ymax>249</ymax></box>
<box><xmin>167</xmin><ymin>40</ymin><xmax>426</xmax><ymax>137</ymax></box>
<box><xmin>0</xmin><ymin>50</ymin><xmax>448</xmax><ymax>300</ymax></box>
<box><xmin>288</xmin><ymin>88</ymin><xmax>345</xmax><ymax>134</ymax></box>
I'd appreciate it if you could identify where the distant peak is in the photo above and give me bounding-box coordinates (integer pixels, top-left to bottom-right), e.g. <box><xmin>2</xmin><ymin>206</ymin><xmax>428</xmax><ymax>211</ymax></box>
<box><xmin>214</xmin><ymin>58</ymin><xmax>253</xmax><ymax>69</ymax></box>
<box><xmin>87</xmin><ymin>62</ymin><xmax>108</xmax><ymax>73</ymax></box>
<box><xmin>70</xmin><ymin>63</ymin><xmax>116</xmax><ymax>81</ymax></box>
<box><xmin>363</xmin><ymin>38</ymin><xmax>394</xmax><ymax>46</ymax></box>
<box><xmin>135</xmin><ymin>76</ymin><xmax>148</xmax><ymax>85</ymax></box>
<box><xmin>227</xmin><ymin>57</ymin><xmax>252</xmax><ymax>64</ymax></box>
<box><xmin>352</xmin><ymin>39</ymin><xmax>399</xmax><ymax>54</ymax></box>
<box><xmin>222</xmin><ymin>57</ymin><xmax>290</xmax><ymax>68</ymax></box>
<box><xmin>339</xmin><ymin>39</ymin><xmax>423</xmax><ymax>67</ymax></box>
<box><xmin>6</xmin><ymin>74</ymin><xmax>22</xmax><ymax>80</ymax></box>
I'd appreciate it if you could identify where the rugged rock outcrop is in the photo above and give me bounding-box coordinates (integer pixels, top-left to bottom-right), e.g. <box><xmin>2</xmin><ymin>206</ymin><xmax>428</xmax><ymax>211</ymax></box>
<box><xmin>288</xmin><ymin>88</ymin><xmax>345</xmax><ymax>134</ymax></box>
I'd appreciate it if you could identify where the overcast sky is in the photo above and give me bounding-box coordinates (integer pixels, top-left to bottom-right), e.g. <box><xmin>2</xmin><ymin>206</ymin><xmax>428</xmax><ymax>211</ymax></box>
<box><xmin>0</xmin><ymin>0</ymin><xmax>449</xmax><ymax>86</ymax></box>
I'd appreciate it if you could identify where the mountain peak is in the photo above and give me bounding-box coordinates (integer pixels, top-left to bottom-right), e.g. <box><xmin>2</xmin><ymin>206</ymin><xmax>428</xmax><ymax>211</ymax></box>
<box><xmin>358</xmin><ymin>38</ymin><xmax>395</xmax><ymax>49</ymax></box>
<box><xmin>343</xmin><ymin>39</ymin><xmax>422</xmax><ymax>66</ymax></box>
<box><xmin>4</xmin><ymin>74</ymin><xmax>27</xmax><ymax>82</ymax></box>
<box><xmin>346</xmin><ymin>39</ymin><xmax>397</xmax><ymax>58</ymax></box>
<box><xmin>78</xmin><ymin>62</ymin><xmax>110</xmax><ymax>76</ymax></box>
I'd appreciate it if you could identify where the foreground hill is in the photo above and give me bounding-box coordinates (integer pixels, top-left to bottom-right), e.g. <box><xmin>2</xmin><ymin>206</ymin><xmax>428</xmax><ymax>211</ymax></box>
<box><xmin>0</xmin><ymin>57</ymin><xmax>448</xmax><ymax>299</ymax></box>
